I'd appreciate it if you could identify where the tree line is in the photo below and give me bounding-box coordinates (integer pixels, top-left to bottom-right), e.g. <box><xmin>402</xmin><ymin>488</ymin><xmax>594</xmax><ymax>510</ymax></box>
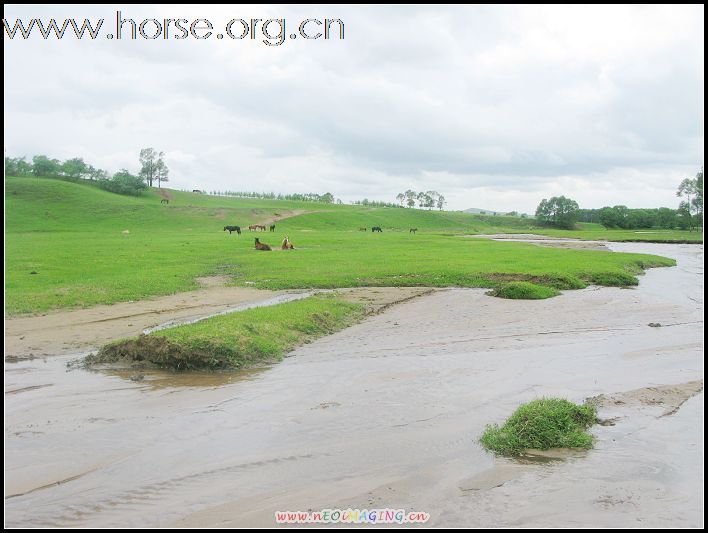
<box><xmin>535</xmin><ymin>169</ymin><xmax>703</xmax><ymax>231</ymax></box>
<box><xmin>210</xmin><ymin>190</ymin><xmax>339</xmax><ymax>203</ymax></box>
<box><xmin>395</xmin><ymin>190</ymin><xmax>447</xmax><ymax>210</ymax></box>
<box><xmin>5</xmin><ymin>148</ymin><xmax>170</xmax><ymax>197</ymax></box>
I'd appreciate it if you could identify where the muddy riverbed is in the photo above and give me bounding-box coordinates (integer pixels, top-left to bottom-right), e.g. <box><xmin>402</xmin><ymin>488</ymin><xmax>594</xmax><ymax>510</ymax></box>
<box><xmin>4</xmin><ymin>243</ymin><xmax>703</xmax><ymax>527</ymax></box>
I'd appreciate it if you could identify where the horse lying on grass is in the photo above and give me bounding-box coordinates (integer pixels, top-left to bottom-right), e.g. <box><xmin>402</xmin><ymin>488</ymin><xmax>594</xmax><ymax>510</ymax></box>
<box><xmin>255</xmin><ymin>238</ymin><xmax>272</xmax><ymax>251</ymax></box>
<box><xmin>281</xmin><ymin>236</ymin><xmax>295</xmax><ymax>249</ymax></box>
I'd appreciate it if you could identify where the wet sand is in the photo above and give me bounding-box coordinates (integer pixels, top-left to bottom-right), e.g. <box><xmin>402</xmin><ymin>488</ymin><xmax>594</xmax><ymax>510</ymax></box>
<box><xmin>4</xmin><ymin>243</ymin><xmax>704</xmax><ymax>527</ymax></box>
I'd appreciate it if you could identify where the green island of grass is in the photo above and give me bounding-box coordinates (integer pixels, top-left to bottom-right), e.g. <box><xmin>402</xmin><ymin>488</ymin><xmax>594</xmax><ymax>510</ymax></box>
<box><xmin>480</xmin><ymin>398</ymin><xmax>598</xmax><ymax>456</ymax></box>
<box><xmin>81</xmin><ymin>295</ymin><xmax>365</xmax><ymax>370</ymax></box>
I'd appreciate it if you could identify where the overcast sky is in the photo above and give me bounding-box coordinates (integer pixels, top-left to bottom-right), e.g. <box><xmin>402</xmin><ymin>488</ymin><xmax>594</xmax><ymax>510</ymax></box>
<box><xmin>4</xmin><ymin>5</ymin><xmax>704</xmax><ymax>213</ymax></box>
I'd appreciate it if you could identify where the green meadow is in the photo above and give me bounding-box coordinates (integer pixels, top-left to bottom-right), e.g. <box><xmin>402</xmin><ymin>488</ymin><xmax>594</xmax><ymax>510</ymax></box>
<box><xmin>5</xmin><ymin>176</ymin><xmax>685</xmax><ymax>316</ymax></box>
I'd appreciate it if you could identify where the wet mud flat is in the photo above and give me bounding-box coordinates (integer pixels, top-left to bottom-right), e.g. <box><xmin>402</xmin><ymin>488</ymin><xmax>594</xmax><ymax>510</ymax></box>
<box><xmin>4</xmin><ymin>244</ymin><xmax>703</xmax><ymax>527</ymax></box>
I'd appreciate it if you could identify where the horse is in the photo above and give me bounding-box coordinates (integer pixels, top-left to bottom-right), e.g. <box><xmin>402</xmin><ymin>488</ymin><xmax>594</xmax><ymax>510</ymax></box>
<box><xmin>270</xmin><ymin>224</ymin><xmax>276</xmax><ymax>232</ymax></box>
<box><xmin>160</xmin><ymin>198</ymin><xmax>169</xmax><ymax>205</ymax></box>
<box><xmin>224</xmin><ymin>225</ymin><xmax>241</xmax><ymax>235</ymax></box>
<box><xmin>254</xmin><ymin>238</ymin><xmax>272</xmax><ymax>251</ymax></box>
<box><xmin>359</xmin><ymin>227</ymin><xmax>367</xmax><ymax>231</ymax></box>
<box><xmin>281</xmin><ymin>236</ymin><xmax>295</xmax><ymax>250</ymax></box>
<box><xmin>410</xmin><ymin>228</ymin><xmax>417</xmax><ymax>234</ymax></box>
<box><xmin>371</xmin><ymin>226</ymin><xmax>383</xmax><ymax>233</ymax></box>
<box><xmin>258</xmin><ymin>225</ymin><xmax>267</xmax><ymax>231</ymax></box>
<box><xmin>248</xmin><ymin>225</ymin><xmax>258</xmax><ymax>231</ymax></box>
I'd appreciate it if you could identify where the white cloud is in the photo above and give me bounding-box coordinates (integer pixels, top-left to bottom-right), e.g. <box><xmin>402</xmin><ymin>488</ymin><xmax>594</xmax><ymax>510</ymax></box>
<box><xmin>3</xmin><ymin>5</ymin><xmax>704</xmax><ymax>213</ymax></box>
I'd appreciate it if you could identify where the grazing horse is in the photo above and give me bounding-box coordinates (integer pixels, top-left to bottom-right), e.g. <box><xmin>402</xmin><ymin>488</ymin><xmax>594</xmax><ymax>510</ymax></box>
<box><xmin>410</xmin><ymin>228</ymin><xmax>417</xmax><ymax>234</ymax></box>
<box><xmin>254</xmin><ymin>238</ymin><xmax>272</xmax><ymax>251</ymax></box>
<box><xmin>371</xmin><ymin>226</ymin><xmax>383</xmax><ymax>233</ymax></box>
<box><xmin>258</xmin><ymin>225</ymin><xmax>267</xmax><ymax>231</ymax></box>
<box><xmin>160</xmin><ymin>198</ymin><xmax>169</xmax><ymax>205</ymax></box>
<box><xmin>359</xmin><ymin>227</ymin><xmax>367</xmax><ymax>231</ymax></box>
<box><xmin>281</xmin><ymin>236</ymin><xmax>295</xmax><ymax>249</ymax></box>
<box><xmin>224</xmin><ymin>225</ymin><xmax>241</xmax><ymax>235</ymax></box>
<box><xmin>248</xmin><ymin>225</ymin><xmax>258</xmax><ymax>231</ymax></box>
<box><xmin>270</xmin><ymin>224</ymin><xmax>276</xmax><ymax>232</ymax></box>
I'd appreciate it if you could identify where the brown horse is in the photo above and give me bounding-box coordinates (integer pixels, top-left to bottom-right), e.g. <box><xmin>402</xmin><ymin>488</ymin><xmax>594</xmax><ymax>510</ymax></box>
<box><xmin>281</xmin><ymin>236</ymin><xmax>295</xmax><ymax>250</ymax></box>
<box><xmin>160</xmin><ymin>198</ymin><xmax>169</xmax><ymax>205</ymax></box>
<box><xmin>258</xmin><ymin>225</ymin><xmax>267</xmax><ymax>231</ymax></box>
<box><xmin>248</xmin><ymin>225</ymin><xmax>258</xmax><ymax>231</ymax></box>
<box><xmin>255</xmin><ymin>238</ymin><xmax>272</xmax><ymax>251</ymax></box>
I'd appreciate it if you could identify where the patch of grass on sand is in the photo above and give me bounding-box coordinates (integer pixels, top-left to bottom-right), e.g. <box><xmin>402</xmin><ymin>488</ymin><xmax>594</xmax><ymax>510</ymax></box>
<box><xmin>480</xmin><ymin>398</ymin><xmax>598</xmax><ymax>456</ymax></box>
<box><xmin>83</xmin><ymin>295</ymin><xmax>365</xmax><ymax>371</ymax></box>
<box><xmin>487</xmin><ymin>281</ymin><xmax>561</xmax><ymax>299</ymax></box>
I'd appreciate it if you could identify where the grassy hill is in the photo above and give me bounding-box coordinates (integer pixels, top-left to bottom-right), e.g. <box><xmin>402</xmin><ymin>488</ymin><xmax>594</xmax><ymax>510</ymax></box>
<box><xmin>5</xmin><ymin>177</ymin><xmax>684</xmax><ymax>315</ymax></box>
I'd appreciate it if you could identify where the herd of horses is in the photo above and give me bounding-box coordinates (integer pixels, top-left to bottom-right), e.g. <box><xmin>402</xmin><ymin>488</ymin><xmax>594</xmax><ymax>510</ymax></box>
<box><xmin>224</xmin><ymin>222</ymin><xmax>420</xmax><ymax>252</ymax></box>
<box><xmin>223</xmin><ymin>224</ymin><xmax>277</xmax><ymax>235</ymax></box>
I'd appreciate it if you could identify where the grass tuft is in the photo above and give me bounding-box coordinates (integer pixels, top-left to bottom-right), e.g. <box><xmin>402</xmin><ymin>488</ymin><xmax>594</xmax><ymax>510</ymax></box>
<box><xmin>480</xmin><ymin>398</ymin><xmax>597</xmax><ymax>456</ymax></box>
<box><xmin>488</xmin><ymin>281</ymin><xmax>561</xmax><ymax>299</ymax></box>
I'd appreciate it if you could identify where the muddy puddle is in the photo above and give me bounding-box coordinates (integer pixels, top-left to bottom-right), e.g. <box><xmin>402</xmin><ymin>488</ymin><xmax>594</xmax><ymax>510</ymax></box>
<box><xmin>4</xmin><ymin>244</ymin><xmax>703</xmax><ymax>527</ymax></box>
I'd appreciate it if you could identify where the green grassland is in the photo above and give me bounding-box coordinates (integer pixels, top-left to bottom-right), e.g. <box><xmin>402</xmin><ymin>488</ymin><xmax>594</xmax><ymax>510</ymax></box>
<box><xmin>83</xmin><ymin>295</ymin><xmax>365</xmax><ymax>370</ymax></box>
<box><xmin>5</xmin><ymin>177</ymin><xmax>686</xmax><ymax>315</ymax></box>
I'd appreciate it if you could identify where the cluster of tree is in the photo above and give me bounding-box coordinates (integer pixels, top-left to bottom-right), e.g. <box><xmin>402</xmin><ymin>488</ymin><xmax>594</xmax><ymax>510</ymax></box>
<box><xmin>395</xmin><ymin>190</ymin><xmax>446</xmax><ymax>210</ymax></box>
<box><xmin>353</xmin><ymin>199</ymin><xmax>400</xmax><ymax>208</ymax></box>
<box><xmin>585</xmin><ymin>206</ymin><xmax>690</xmax><ymax>230</ymax></box>
<box><xmin>5</xmin><ymin>155</ymin><xmax>109</xmax><ymax>181</ymax></box>
<box><xmin>5</xmin><ymin>150</ymin><xmax>166</xmax><ymax>197</ymax></box>
<box><xmin>534</xmin><ymin>196</ymin><xmax>580</xmax><ymax>229</ymax></box>
<box><xmin>210</xmin><ymin>190</ymin><xmax>339</xmax><ymax>203</ymax></box>
<box><xmin>138</xmin><ymin>148</ymin><xmax>169</xmax><ymax>188</ymax></box>
<box><xmin>536</xmin><ymin>170</ymin><xmax>703</xmax><ymax>231</ymax></box>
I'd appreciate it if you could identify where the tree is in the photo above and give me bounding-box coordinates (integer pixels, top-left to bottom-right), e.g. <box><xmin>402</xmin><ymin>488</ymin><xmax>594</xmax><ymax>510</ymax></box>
<box><xmin>405</xmin><ymin>189</ymin><xmax>416</xmax><ymax>208</ymax></box>
<box><xmin>535</xmin><ymin>196</ymin><xmax>580</xmax><ymax>229</ymax></box>
<box><xmin>436</xmin><ymin>194</ymin><xmax>446</xmax><ymax>211</ymax></box>
<box><xmin>61</xmin><ymin>157</ymin><xmax>88</xmax><ymax>179</ymax></box>
<box><xmin>676</xmin><ymin>170</ymin><xmax>703</xmax><ymax>231</ymax></box>
<box><xmin>139</xmin><ymin>148</ymin><xmax>165</xmax><ymax>187</ymax></box>
<box><xmin>100</xmin><ymin>169</ymin><xmax>148</xmax><ymax>196</ymax></box>
<box><xmin>5</xmin><ymin>156</ymin><xmax>32</xmax><ymax>176</ymax></box>
<box><xmin>32</xmin><ymin>155</ymin><xmax>61</xmax><ymax>176</ymax></box>
<box><xmin>155</xmin><ymin>159</ymin><xmax>170</xmax><ymax>188</ymax></box>
<box><xmin>396</xmin><ymin>193</ymin><xmax>405</xmax><ymax>207</ymax></box>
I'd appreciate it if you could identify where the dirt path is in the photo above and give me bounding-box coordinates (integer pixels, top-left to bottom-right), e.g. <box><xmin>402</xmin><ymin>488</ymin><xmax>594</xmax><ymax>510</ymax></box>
<box><xmin>4</xmin><ymin>244</ymin><xmax>703</xmax><ymax>527</ymax></box>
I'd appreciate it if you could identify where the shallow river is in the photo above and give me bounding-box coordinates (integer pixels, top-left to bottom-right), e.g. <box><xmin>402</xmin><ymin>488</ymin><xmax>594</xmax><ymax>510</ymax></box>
<box><xmin>4</xmin><ymin>243</ymin><xmax>703</xmax><ymax>527</ymax></box>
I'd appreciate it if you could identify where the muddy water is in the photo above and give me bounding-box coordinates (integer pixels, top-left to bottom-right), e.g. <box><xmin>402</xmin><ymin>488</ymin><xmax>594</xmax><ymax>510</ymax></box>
<box><xmin>4</xmin><ymin>244</ymin><xmax>703</xmax><ymax>527</ymax></box>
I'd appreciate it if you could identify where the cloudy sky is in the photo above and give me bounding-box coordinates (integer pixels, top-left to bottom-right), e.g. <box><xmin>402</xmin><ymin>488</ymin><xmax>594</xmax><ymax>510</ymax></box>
<box><xmin>4</xmin><ymin>5</ymin><xmax>704</xmax><ymax>213</ymax></box>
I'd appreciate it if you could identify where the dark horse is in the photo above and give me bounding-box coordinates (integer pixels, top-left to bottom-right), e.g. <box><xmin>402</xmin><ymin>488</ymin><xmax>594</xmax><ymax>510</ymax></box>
<box><xmin>224</xmin><ymin>225</ymin><xmax>241</xmax><ymax>235</ymax></box>
<box><xmin>160</xmin><ymin>198</ymin><xmax>169</xmax><ymax>205</ymax></box>
<box><xmin>255</xmin><ymin>238</ymin><xmax>272</xmax><ymax>251</ymax></box>
<box><xmin>371</xmin><ymin>226</ymin><xmax>383</xmax><ymax>232</ymax></box>
<box><xmin>270</xmin><ymin>224</ymin><xmax>276</xmax><ymax>232</ymax></box>
<box><xmin>410</xmin><ymin>228</ymin><xmax>417</xmax><ymax>234</ymax></box>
